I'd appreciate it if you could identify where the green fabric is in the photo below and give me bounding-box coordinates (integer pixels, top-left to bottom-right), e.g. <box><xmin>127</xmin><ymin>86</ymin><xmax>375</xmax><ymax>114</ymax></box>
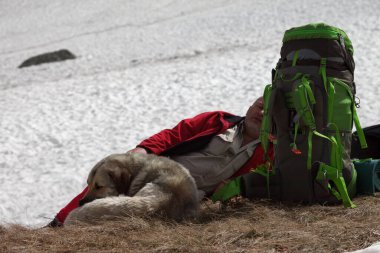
<box><xmin>303</xmin><ymin>76</ymin><xmax>315</xmax><ymax>104</ymax></box>
<box><xmin>307</xmin><ymin>130</ymin><xmax>313</xmax><ymax>170</ymax></box>
<box><xmin>292</xmin><ymin>76</ymin><xmax>316</xmax><ymax>130</ymax></box>
<box><xmin>319</xmin><ymin>58</ymin><xmax>328</xmax><ymax>92</ymax></box>
<box><xmin>328</xmin><ymin>124</ymin><xmax>355</xmax><ymax>207</ymax></box>
<box><xmin>327</xmin><ymin>80</ymin><xmax>335</xmax><ymax>124</ymax></box>
<box><xmin>292</xmin><ymin>50</ymin><xmax>299</xmax><ymax>66</ymax></box>
<box><xmin>352</xmin><ymin>105</ymin><xmax>368</xmax><ymax>149</ymax></box>
<box><xmin>287</xmin><ymin>75</ymin><xmax>318</xmax><ymax>170</ymax></box>
<box><xmin>317</xmin><ymin>163</ymin><xmax>356</xmax><ymax>208</ymax></box>
<box><xmin>211</xmin><ymin>177</ymin><xmax>241</xmax><ymax>202</ymax></box>
<box><xmin>330</xmin><ymin>125</ymin><xmax>343</xmax><ymax>172</ymax></box>
<box><xmin>317</xmin><ymin>163</ymin><xmax>339</xmax><ymax>181</ymax></box>
<box><xmin>253</xmin><ymin>163</ymin><xmax>274</xmax><ymax>198</ymax></box>
<box><xmin>329</xmin><ymin>78</ymin><xmax>354</xmax><ymax>131</ymax></box>
<box><xmin>327</xmin><ymin>77</ymin><xmax>367</xmax><ymax>148</ymax></box>
<box><xmin>347</xmin><ymin>165</ymin><xmax>357</xmax><ymax>197</ymax></box>
<box><xmin>290</xmin><ymin>122</ymin><xmax>300</xmax><ymax>153</ymax></box>
<box><xmin>211</xmin><ymin>162</ymin><xmax>275</xmax><ymax>203</ymax></box>
<box><xmin>260</xmin><ymin>84</ymin><xmax>273</xmax><ymax>154</ymax></box>
<box><xmin>280</xmin><ymin>72</ymin><xmax>303</xmax><ymax>82</ymax></box>
<box><xmin>328</xmin><ymin>130</ymin><xmax>340</xmax><ymax>175</ymax></box>
<box><xmin>311</xmin><ymin>123</ymin><xmax>356</xmax><ymax>207</ymax></box>
<box><xmin>283</xmin><ymin>23</ymin><xmax>354</xmax><ymax>55</ymax></box>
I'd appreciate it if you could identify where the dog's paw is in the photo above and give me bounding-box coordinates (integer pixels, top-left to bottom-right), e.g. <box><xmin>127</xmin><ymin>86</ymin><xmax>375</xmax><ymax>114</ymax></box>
<box><xmin>64</xmin><ymin>198</ymin><xmax>120</xmax><ymax>225</ymax></box>
<box><xmin>64</xmin><ymin>208</ymin><xmax>82</xmax><ymax>226</ymax></box>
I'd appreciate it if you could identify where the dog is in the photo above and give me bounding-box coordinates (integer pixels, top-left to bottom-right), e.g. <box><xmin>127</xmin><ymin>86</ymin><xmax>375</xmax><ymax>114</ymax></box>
<box><xmin>64</xmin><ymin>153</ymin><xmax>199</xmax><ymax>225</ymax></box>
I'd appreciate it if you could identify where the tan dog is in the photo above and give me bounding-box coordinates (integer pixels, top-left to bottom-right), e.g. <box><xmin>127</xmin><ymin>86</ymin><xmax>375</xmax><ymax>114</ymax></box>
<box><xmin>65</xmin><ymin>153</ymin><xmax>199</xmax><ymax>225</ymax></box>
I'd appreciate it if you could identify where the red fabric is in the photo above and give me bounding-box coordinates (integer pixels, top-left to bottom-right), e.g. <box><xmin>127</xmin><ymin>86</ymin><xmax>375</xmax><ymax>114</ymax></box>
<box><xmin>137</xmin><ymin>111</ymin><xmax>236</xmax><ymax>154</ymax></box>
<box><xmin>55</xmin><ymin>186</ymin><xmax>88</xmax><ymax>223</ymax></box>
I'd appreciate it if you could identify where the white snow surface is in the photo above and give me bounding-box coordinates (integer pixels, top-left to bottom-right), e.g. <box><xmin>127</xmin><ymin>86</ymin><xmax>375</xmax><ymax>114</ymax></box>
<box><xmin>0</xmin><ymin>0</ymin><xmax>380</xmax><ymax>229</ymax></box>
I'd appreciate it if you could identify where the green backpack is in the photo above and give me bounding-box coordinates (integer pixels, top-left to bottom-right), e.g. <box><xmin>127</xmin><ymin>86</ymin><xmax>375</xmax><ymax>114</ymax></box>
<box><xmin>211</xmin><ymin>23</ymin><xmax>368</xmax><ymax>207</ymax></box>
<box><xmin>259</xmin><ymin>23</ymin><xmax>368</xmax><ymax>207</ymax></box>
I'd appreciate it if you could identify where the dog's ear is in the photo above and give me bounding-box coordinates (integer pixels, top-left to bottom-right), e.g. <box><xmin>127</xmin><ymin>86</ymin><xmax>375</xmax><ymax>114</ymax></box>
<box><xmin>87</xmin><ymin>159</ymin><xmax>105</xmax><ymax>185</ymax></box>
<box><xmin>87</xmin><ymin>167</ymin><xmax>97</xmax><ymax>185</ymax></box>
<box><xmin>108</xmin><ymin>170</ymin><xmax>131</xmax><ymax>195</ymax></box>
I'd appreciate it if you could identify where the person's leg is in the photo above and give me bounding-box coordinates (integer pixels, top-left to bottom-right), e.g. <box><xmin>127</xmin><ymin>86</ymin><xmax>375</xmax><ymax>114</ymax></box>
<box><xmin>47</xmin><ymin>187</ymin><xmax>88</xmax><ymax>227</ymax></box>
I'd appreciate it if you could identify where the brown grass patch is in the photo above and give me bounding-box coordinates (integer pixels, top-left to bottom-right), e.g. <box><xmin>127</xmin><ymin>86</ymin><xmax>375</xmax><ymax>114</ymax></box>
<box><xmin>1</xmin><ymin>194</ymin><xmax>380</xmax><ymax>253</ymax></box>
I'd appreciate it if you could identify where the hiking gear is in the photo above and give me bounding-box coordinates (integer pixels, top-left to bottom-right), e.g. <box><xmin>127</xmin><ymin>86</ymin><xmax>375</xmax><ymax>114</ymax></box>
<box><xmin>258</xmin><ymin>23</ymin><xmax>367</xmax><ymax>207</ymax></box>
<box><xmin>353</xmin><ymin>159</ymin><xmax>380</xmax><ymax>195</ymax></box>
<box><xmin>351</xmin><ymin>124</ymin><xmax>380</xmax><ymax>159</ymax></box>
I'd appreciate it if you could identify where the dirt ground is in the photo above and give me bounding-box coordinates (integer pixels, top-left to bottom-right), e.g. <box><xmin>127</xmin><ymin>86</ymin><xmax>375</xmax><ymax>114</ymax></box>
<box><xmin>1</xmin><ymin>194</ymin><xmax>380</xmax><ymax>253</ymax></box>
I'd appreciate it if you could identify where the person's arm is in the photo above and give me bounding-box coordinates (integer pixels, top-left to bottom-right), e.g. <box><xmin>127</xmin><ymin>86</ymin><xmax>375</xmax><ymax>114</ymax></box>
<box><xmin>136</xmin><ymin>111</ymin><xmax>234</xmax><ymax>154</ymax></box>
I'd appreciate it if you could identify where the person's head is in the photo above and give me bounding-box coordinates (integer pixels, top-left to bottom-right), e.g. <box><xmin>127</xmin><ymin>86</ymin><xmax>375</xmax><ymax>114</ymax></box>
<box><xmin>244</xmin><ymin>96</ymin><xmax>264</xmax><ymax>140</ymax></box>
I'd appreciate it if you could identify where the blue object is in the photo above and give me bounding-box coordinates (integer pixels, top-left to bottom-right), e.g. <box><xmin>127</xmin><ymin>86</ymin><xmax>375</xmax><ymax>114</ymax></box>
<box><xmin>353</xmin><ymin>159</ymin><xmax>380</xmax><ymax>195</ymax></box>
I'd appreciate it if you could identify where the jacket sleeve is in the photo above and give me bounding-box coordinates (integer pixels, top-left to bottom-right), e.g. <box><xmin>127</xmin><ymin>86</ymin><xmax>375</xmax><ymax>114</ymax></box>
<box><xmin>137</xmin><ymin>111</ymin><xmax>234</xmax><ymax>154</ymax></box>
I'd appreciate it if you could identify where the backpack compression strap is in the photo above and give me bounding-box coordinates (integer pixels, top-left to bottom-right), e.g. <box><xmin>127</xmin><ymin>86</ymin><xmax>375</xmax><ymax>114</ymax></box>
<box><xmin>353</xmin><ymin>105</ymin><xmax>368</xmax><ymax>149</ymax></box>
<box><xmin>291</xmin><ymin>76</ymin><xmax>356</xmax><ymax>208</ymax></box>
<box><xmin>314</xmin><ymin>125</ymin><xmax>356</xmax><ymax>208</ymax></box>
<box><xmin>260</xmin><ymin>84</ymin><xmax>274</xmax><ymax>155</ymax></box>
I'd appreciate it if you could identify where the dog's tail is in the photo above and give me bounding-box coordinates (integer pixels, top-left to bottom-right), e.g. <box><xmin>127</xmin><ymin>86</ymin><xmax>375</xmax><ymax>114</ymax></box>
<box><xmin>154</xmin><ymin>173</ymin><xmax>199</xmax><ymax>221</ymax></box>
<box><xmin>135</xmin><ymin>180</ymin><xmax>199</xmax><ymax>221</ymax></box>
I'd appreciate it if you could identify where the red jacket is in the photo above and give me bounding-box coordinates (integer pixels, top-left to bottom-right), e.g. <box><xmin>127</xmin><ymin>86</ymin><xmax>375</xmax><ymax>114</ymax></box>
<box><xmin>137</xmin><ymin>111</ymin><xmax>273</xmax><ymax>178</ymax></box>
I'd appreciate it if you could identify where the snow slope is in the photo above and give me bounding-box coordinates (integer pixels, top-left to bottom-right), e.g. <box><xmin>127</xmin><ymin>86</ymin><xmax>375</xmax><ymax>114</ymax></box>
<box><xmin>0</xmin><ymin>0</ymin><xmax>379</xmax><ymax>228</ymax></box>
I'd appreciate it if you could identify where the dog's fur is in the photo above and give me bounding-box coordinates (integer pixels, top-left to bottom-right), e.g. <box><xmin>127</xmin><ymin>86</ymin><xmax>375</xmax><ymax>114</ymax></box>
<box><xmin>65</xmin><ymin>153</ymin><xmax>199</xmax><ymax>225</ymax></box>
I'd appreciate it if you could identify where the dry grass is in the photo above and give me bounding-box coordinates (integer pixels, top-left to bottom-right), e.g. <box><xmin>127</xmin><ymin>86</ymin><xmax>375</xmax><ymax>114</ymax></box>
<box><xmin>1</xmin><ymin>194</ymin><xmax>380</xmax><ymax>253</ymax></box>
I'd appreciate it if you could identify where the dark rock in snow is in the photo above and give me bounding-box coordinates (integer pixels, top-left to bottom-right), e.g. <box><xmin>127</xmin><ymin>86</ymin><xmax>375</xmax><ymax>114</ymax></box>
<box><xmin>18</xmin><ymin>49</ymin><xmax>76</xmax><ymax>68</ymax></box>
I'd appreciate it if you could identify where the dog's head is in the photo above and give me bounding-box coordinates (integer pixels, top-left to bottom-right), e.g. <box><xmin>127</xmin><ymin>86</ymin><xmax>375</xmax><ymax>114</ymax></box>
<box><xmin>78</xmin><ymin>154</ymin><xmax>132</xmax><ymax>206</ymax></box>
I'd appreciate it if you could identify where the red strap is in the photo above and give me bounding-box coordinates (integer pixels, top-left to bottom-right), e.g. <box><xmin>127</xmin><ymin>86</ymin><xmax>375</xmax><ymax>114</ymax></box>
<box><xmin>55</xmin><ymin>186</ymin><xmax>88</xmax><ymax>223</ymax></box>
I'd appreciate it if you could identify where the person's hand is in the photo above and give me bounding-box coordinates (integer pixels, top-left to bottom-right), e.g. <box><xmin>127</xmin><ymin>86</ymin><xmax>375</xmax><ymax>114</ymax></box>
<box><xmin>127</xmin><ymin>147</ymin><xmax>148</xmax><ymax>154</ymax></box>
